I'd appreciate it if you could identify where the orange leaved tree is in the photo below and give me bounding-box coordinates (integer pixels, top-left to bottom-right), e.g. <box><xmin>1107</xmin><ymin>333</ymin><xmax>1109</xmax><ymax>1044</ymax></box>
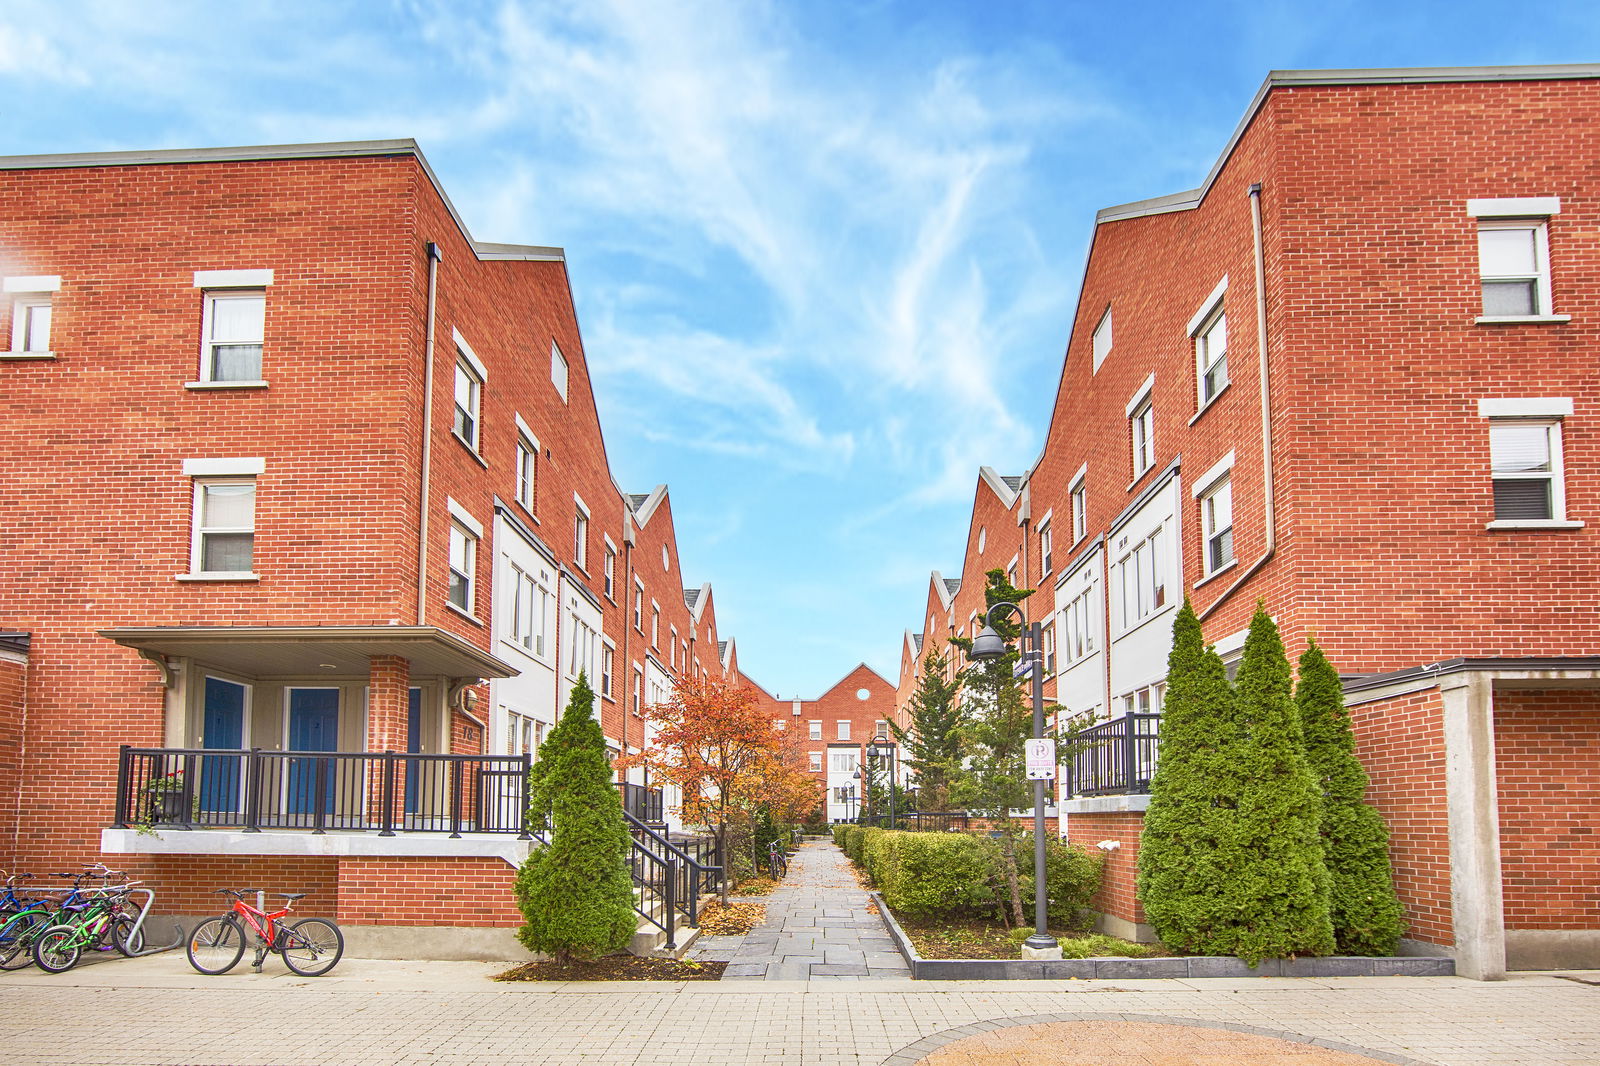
<box><xmin>621</xmin><ymin>674</ymin><xmax>818</xmax><ymax>901</ymax></box>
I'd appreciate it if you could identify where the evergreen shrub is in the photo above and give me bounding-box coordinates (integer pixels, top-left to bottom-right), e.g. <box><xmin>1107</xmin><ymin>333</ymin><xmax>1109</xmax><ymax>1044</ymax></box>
<box><xmin>831</xmin><ymin>823</ymin><xmax>849</xmax><ymax>848</ymax></box>
<box><xmin>1021</xmin><ymin>836</ymin><xmax>1105</xmax><ymax>930</ymax></box>
<box><xmin>874</xmin><ymin>831</ymin><xmax>997</xmax><ymax>920</ymax></box>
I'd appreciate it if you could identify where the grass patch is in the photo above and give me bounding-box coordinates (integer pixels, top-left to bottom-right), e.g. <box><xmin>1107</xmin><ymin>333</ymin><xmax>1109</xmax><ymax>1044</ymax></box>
<box><xmin>902</xmin><ymin>918</ymin><xmax>1166</xmax><ymax>961</ymax></box>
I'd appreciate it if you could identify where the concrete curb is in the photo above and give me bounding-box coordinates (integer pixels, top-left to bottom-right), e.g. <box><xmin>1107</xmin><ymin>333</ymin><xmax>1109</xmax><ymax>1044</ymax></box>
<box><xmin>869</xmin><ymin>892</ymin><xmax>1455</xmax><ymax>980</ymax></box>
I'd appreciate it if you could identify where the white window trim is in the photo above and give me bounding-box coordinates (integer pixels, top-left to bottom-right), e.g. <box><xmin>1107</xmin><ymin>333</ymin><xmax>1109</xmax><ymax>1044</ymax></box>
<box><xmin>1196</xmin><ymin>477</ymin><xmax>1235</xmax><ymax>582</ymax></box>
<box><xmin>3</xmin><ymin>275</ymin><xmax>62</xmax><ymax>293</ymax></box>
<box><xmin>4</xmin><ymin>292</ymin><xmax>54</xmax><ymax>360</ymax></box>
<box><xmin>1037</xmin><ymin>510</ymin><xmax>1054</xmax><ymax>576</ymax></box>
<box><xmin>183</xmin><ymin>457</ymin><xmax>265</xmax><ymax>477</ymax></box>
<box><xmin>196</xmin><ymin>288</ymin><xmax>267</xmax><ymax>386</ymax></box>
<box><xmin>1185</xmin><ymin>275</ymin><xmax>1229</xmax><ymax>335</ymax></box>
<box><xmin>447</xmin><ymin>523</ymin><xmax>480</xmax><ymax>619</ymax></box>
<box><xmin>184</xmin><ymin>476</ymin><xmax>259</xmax><ymax>581</ymax></box>
<box><xmin>193</xmin><ymin>269</ymin><xmax>274</xmax><ymax>289</ymax></box>
<box><xmin>572</xmin><ymin>493</ymin><xmax>591</xmax><ymax>572</ymax></box>
<box><xmin>1477</xmin><ymin>398</ymin><xmax>1573</xmax><ymax>419</ymax></box>
<box><xmin>513</xmin><ymin>423</ymin><xmax>539</xmax><ymax>515</ymax></box>
<box><xmin>1467</xmin><ymin>197</ymin><xmax>1560</xmax><ymax>218</ymax></box>
<box><xmin>446</xmin><ymin>497</ymin><xmax>484</xmax><ymax>538</ymax></box>
<box><xmin>1127</xmin><ymin>377</ymin><xmax>1156</xmax><ymax>482</ymax></box>
<box><xmin>1484</xmin><ymin>413</ymin><xmax>1582</xmax><ymax>530</ymax></box>
<box><xmin>1091</xmin><ymin>306</ymin><xmax>1112</xmax><ymax>372</ymax></box>
<box><xmin>1190</xmin><ymin>451</ymin><xmax>1236</xmax><ymax>499</ymax></box>
<box><xmin>1068</xmin><ymin>464</ymin><xmax>1088</xmax><ymax>546</ymax></box>
<box><xmin>451</xmin><ymin>328</ymin><xmax>488</xmax><ymax>381</ymax></box>
<box><xmin>551</xmin><ymin>341</ymin><xmax>569</xmax><ymax>402</ymax></box>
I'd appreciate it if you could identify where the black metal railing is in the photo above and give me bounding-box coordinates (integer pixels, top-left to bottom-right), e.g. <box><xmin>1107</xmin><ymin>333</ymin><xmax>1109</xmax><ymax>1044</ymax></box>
<box><xmin>1061</xmin><ymin>713</ymin><xmax>1161</xmax><ymax>797</ymax></box>
<box><xmin>115</xmin><ymin>746</ymin><xmax>532</xmax><ymax>837</ymax></box>
<box><xmin>623</xmin><ymin>811</ymin><xmax>721</xmax><ymax>947</ymax></box>
<box><xmin>622</xmin><ymin>782</ymin><xmax>664</xmax><ymax>824</ymax></box>
<box><xmin>848</xmin><ymin>811</ymin><xmax>971</xmax><ymax>832</ymax></box>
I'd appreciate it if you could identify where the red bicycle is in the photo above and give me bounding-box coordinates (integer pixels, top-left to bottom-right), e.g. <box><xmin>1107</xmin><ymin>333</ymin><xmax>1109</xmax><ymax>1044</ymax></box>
<box><xmin>186</xmin><ymin>889</ymin><xmax>344</xmax><ymax>977</ymax></box>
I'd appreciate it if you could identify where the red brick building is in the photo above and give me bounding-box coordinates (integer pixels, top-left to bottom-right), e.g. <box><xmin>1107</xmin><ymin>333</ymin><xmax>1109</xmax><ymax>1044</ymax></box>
<box><xmin>0</xmin><ymin>140</ymin><xmax>747</xmax><ymax>956</ymax></box>
<box><xmin>898</xmin><ymin>65</ymin><xmax>1600</xmax><ymax>978</ymax></box>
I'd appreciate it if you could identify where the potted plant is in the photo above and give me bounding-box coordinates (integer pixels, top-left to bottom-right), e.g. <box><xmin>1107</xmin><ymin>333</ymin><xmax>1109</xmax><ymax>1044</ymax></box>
<box><xmin>137</xmin><ymin>769</ymin><xmax>189</xmax><ymax>835</ymax></box>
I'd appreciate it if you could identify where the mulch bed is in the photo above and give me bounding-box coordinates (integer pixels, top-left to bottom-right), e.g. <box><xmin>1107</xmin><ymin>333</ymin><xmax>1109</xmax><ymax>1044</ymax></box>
<box><xmin>494</xmin><ymin>956</ymin><xmax>726</xmax><ymax>981</ymax></box>
<box><xmin>903</xmin><ymin>919</ymin><xmax>1167</xmax><ymax>961</ymax></box>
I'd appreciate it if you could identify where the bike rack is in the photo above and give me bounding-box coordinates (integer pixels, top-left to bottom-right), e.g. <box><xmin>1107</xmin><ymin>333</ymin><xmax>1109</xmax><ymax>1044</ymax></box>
<box><xmin>118</xmin><ymin>886</ymin><xmax>183</xmax><ymax>957</ymax></box>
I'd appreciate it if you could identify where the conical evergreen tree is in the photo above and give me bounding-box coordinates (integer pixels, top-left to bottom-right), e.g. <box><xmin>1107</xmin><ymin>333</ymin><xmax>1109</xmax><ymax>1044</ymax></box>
<box><xmin>1296</xmin><ymin>638</ymin><xmax>1405</xmax><ymax>955</ymax></box>
<box><xmin>1220</xmin><ymin>604</ymin><xmax>1335</xmax><ymax>963</ymax></box>
<box><xmin>888</xmin><ymin>645</ymin><xmax>965</xmax><ymax>811</ymax></box>
<box><xmin>1138</xmin><ymin>598</ymin><xmax>1238</xmax><ymax>950</ymax></box>
<box><xmin>513</xmin><ymin>672</ymin><xmax>637</xmax><ymax>963</ymax></box>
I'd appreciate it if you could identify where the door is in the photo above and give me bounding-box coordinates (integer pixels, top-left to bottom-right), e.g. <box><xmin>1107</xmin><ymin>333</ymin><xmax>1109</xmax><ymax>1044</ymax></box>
<box><xmin>286</xmin><ymin>688</ymin><xmax>339</xmax><ymax>817</ymax></box>
<box><xmin>198</xmin><ymin>677</ymin><xmax>247</xmax><ymax>818</ymax></box>
<box><xmin>404</xmin><ymin>687</ymin><xmax>422</xmax><ymax>816</ymax></box>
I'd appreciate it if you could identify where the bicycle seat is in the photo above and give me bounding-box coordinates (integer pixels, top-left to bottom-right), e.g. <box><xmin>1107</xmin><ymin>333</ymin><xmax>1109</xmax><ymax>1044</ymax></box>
<box><xmin>277</xmin><ymin>893</ymin><xmax>307</xmax><ymax>900</ymax></box>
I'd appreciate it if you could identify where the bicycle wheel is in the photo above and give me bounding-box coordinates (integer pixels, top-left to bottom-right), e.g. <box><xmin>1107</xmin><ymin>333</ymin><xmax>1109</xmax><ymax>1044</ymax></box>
<box><xmin>33</xmin><ymin>927</ymin><xmax>82</xmax><ymax>973</ymax></box>
<box><xmin>280</xmin><ymin>917</ymin><xmax>343</xmax><ymax>977</ymax></box>
<box><xmin>111</xmin><ymin>915</ymin><xmax>146</xmax><ymax>957</ymax></box>
<box><xmin>186</xmin><ymin>916</ymin><xmax>244</xmax><ymax>975</ymax></box>
<box><xmin>0</xmin><ymin>910</ymin><xmax>48</xmax><ymax>970</ymax></box>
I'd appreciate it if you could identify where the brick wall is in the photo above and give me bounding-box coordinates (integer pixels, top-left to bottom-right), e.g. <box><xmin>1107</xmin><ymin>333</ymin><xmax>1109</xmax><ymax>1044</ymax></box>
<box><xmin>1062</xmin><ymin>811</ymin><xmax>1145</xmax><ymax>929</ymax></box>
<box><xmin>333</xmin><ymin>856</ymin><xmax>521</xmax><ymax>927</ymax></box>
<box><xmin>0</xmin><ymin>655</ymin><xmax>24</xmax><ymax>868</ymax></box>
<box><xmin>1351</xmin><ymin>688</ymin><xmax>1453</xmax><ymax>948</ymax></box>
<box><xmin>1494</xmin><ymin>688</ymin><xmax>1600</xmax><ymax>932</ymax></box>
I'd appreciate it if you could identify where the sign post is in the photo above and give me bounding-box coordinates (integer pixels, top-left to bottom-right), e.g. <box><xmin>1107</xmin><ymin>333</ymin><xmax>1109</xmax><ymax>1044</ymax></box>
<box><xmin>1025</xmin><ymin>737</ymin><xmax>1056</xmax><ymax>781</ymax></box>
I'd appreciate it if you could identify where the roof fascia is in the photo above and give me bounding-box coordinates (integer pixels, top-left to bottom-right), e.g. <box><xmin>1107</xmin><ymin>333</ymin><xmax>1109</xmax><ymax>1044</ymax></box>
<box><xmin>630</xmin><ymin>485</ymin><xmax>669</xmax><ymax>527</ymax></box>
<box><xmin>977</xmin><ymin>466</ymin><xmax>1019</xmax><ymax>509</ymax></box>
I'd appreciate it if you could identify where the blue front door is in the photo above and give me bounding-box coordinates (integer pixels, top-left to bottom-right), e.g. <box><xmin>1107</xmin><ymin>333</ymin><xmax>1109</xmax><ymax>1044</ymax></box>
<box><xmin>287</xmin><ymin>688</ymin><xmax>339</xmax><ymax>816</ymax></box>
<box><xmin>199</xmin><ymin>677</ymin><xmax>246</xmax><ymax>816</ymax></box>
<box><xmin>405</xmin><ymin>688</ymin><xmax>422</xmax><ymax>815</ymax></box>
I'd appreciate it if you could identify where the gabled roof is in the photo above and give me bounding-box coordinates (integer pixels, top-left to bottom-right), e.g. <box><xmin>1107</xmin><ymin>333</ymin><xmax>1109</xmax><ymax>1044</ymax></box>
<box><xmin>912</xmin><ymin>633</ymin><xmax>924</xmax><ymax>653</ymax></box>
<box><xmin>943</xmin><ymin>578</ymin><xmax>962</xmax><ymax>598</ymax></box>
<box><xmin>628</xmin><ymin>494</ymin><xmax>652</xmax><ymax>511</ymax></box>
<box><xmin>626</xmin><ymin>486</ymin><xmax>668</xmax><ymax>526</ymax></box>
<box><xmin>978</xmin><ymin>467</ymin><xmax>1021</xmax><ymax>509</ymax></box>
<box><xmin>683</xmin><ymin>588</ymin><xmax>701</xmax><ymax>611</ymax></box>
<box><xmin>684</xmin><ymin>581</ymin><xmax>713</xmax><ymax>623</ymax></box>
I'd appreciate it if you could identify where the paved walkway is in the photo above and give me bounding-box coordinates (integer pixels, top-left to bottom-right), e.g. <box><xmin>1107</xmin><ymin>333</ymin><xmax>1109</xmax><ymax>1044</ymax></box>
<box><xmin>1</xmin><ymin>956</ymin><xmax>1598</xmax><ymax>1064</ymax></box>
<box><xmin>694</xmin><ymin>838</ymin><xmax>910</xmax><ymax>981</ymax></box>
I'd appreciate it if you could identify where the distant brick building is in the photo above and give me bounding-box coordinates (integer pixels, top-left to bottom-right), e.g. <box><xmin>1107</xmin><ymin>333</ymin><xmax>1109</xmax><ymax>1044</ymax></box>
<box><xmin>756</xmin><ymin>664</ymin><xmax>898</xmax><ymax>822</ymax></box>
<box><xmin>898</xmin><ymin>65</ymin><xmax>1600</xmax><ymax>978</ymax></box>
<box><xmin>0</xmin><ymin>140</ymin><xmax>745</xmax><ymax>955</ymax></box>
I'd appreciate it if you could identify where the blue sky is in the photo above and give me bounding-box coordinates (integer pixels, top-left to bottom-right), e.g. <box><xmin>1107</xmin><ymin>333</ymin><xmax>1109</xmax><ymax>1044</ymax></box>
<box><xmin>5</xmin><ymin>1</ymin><xmax>1600</xmax><ymax>698</ymax></box>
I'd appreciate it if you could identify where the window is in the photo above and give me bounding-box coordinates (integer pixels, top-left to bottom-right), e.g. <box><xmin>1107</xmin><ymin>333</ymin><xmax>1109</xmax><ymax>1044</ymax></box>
<box><xmin>601</xmin><ymin>645</ymin><xmax>615</xmax><ymax>698</ymax></box>
<box><xmin>836</xmin><ymin>720</ymin><xmax>850</xmax><ymax>741</ymax></box>
<box><xmin>191</xmin><ymin>480</ymin><xmax>256</xmax><ymax>575</ymax></box>
<box><xmin>1490</xmin><ymin>419</ymin><xmax>1565</xmax><ymax>522</ymax></box>
<box><xmin>808</xmin><ymin>720</ymin><xmax>821</xmax><ymax>741</ymax></box>
<box><xmin>453</xmin><ymin>357</ymin><xmax>481</xmax><ymax>448</ymax></box>
<box><xmin>633</xmin><ymin>668</ymin><xmax>644</xmax><ymax>715</ymax></box>
<box><xmin>874</xmin><ymin>719</ymin><xmax>889</xmax><ymax>738</ymax></box>
<box><xmin>509</xmin><ymin>565</ymin><xmax>550</xmax><ymax>657</ymax></box>
<box><xmin>1129</xmin><ymin>396</ymin><xmax>1155</xmax><ymax>478</ymax></box>
<box><xmin>551</xmin><ymin>342</ymin><xmax>569</xmax><ymax>401</ymax></box>
<box><xmin>651</xmin><ymin>606</ymin><xmax>660</xmax><ymax>647</ymax></box>
<box><xmin>573</xmin><ymin>499</ymin><xmax>589</xmax><ymax>571</ymax></box>
<box><xmin>1092</xmin><ymin>307</ymin><xmax>1112</xmax><ymax>371</ymax></box>
<box><xmin>634</xmin><ymin>584</ymin><xmax>645</xmax><ymax>630</ymax></box>
<box><xmin>448</xmin><ymin>523</ymin><xmax>476</xmax><ymax>611</ymax></box>
<box><xmin>1038</xmin><ymin>519</ymin><xmax>1053</xmax><ymax>576</ymax></box>
<box><xmin>1121</xmin><ymin>682</ymin><xmax>1165</xmax><ymax>717</ymax></box>
<box><xmin>201</xmin><ymin>290</ymin><xmax>265</xmax><ymax>382</ymax></box>
<box><xmin>1070</xmin><ymin>472</ymin><xmax>1087</xmax><ymax>544</ymax></box>
<box><xmin>1115</xmin><ymin>525</ymin><xmax>1168</xmax><ymax>631</ymax></box>
<box><xmin>9</xmin><ymin>294</ymin><xmax>51</xmax><ymax>354</ymax></box>
<box><xmin>809</xmin><ymin>752</ymin><xmax>822</xmax><ymax>773</ymax></box>
<box><xmin>568</xmin><ymin>614</ymin><xmax>598</xmax><ymax>681</ymax></box>
<box><xmin>506</xmin><ymin>712</ymin><xmax>544</xmax><ymax>757</ymax></box>
<box><xmin>1200</xmin><ymin>476</ymin><xmax>1234</xmax><ymax>575</ymax></box>
<box><xmin>515</xmin><ymin>431</ymin><xmax>537</xmax><ymax>511</ymax></box>
<box><xmin>670</xmin><ymin>627</ymin><xmax>679</xmax><ymax>669</ymax></box>
<box><xmin>603</xmin><ymin>544</ymin><xmax>616</xmax><ymax>600</ymax></box>
<box><xmin>1041</xmin><ymin>623</ymin><xmax>1056</xmax><ymax>675</ymax></box>
<box><xmin>1061</xmin><ymin>582</ymin><xmax>1098</xmax><ymax>666</ymax></box>
<box><xmin>830</xmin><ymin>751</ymin><xmax>857</xmax><ymax>773</ymax></box>
<box><xmin>1195</xmin><ymin>309</ymin><xmax>1228</xmax><ymax>406</ymax></box>
<box><xmin>1478</xmin><ymin>221</ymin><xmax>1550</xmax><ymax>318</ymax></box>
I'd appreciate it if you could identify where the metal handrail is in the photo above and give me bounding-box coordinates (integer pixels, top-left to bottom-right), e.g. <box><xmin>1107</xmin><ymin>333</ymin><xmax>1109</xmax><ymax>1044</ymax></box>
<box><xmin>623</xmin><ymin>811</ymin><xmax>721</xmax><ymax>930</ymax></box>
<box><xmin>1061</xmin><ymin>713</ymin><xmax>1161</xmax><ymax>797</ymax></box>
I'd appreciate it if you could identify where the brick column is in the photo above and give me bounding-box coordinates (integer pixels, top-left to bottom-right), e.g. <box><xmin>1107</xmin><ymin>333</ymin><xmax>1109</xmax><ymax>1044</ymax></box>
<box><xmin>366</xmin><ymin>655</ymin><xmax>410</xmax><ymax>832</ymax></box>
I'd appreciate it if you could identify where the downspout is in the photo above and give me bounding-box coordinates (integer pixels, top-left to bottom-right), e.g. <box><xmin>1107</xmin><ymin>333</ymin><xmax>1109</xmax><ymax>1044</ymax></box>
<box><xmin>1199</xmin><ymin>182</ymin><xmax>1275</xmax><ymax>621</ymax></box>
<box><xmin>415</xmin><ymin>241</ymin><xmax>442</xmax><ymax>625</ymax></box>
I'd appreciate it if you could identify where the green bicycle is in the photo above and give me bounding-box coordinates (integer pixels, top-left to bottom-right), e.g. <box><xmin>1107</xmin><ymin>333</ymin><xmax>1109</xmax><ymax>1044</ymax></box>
<box><xmin>32</xmin><ymin>879</ymin><xmax>146</xmax><ymax>973</ymax></box>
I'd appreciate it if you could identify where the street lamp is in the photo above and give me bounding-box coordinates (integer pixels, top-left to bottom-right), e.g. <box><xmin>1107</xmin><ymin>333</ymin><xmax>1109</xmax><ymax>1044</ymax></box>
<box><xmin>969</xmin><ymin>600</ymin><xmax>1060</xmax><ymax>959</ymax></box>
<box><xmin>867</xmin><ymin>733</ymin><xmax>897</xmax><ymax>827</ymax></box>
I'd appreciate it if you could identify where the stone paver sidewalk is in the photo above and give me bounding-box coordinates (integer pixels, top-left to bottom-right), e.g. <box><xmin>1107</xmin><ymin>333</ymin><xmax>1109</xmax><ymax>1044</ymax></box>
<box><xmin>698</xmin><ymin>838</ymin><xmax>910</xmax><ymax>981</ymax></box>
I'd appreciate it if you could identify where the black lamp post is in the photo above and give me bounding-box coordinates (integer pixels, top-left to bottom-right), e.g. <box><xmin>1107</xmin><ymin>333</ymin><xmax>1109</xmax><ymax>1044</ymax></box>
<box><xmin>868</xmin><ymin>733</ymin><xmax>897</xmax><ymax>827</ymax></box>
<box><xmin>970</xmin><ymin>600</ymin><xmax>1060</xmax><ymax>958</ymax></box>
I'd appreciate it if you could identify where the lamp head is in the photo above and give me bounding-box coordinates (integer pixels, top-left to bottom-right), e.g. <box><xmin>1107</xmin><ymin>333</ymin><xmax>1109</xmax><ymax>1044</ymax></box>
<box><xmin>970</xmin><ymin>624</ymin><xmax>1007</xmax><ymax>661</ymax></box>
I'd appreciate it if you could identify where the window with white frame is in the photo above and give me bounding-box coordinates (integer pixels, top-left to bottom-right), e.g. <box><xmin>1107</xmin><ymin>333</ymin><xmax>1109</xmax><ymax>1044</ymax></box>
<box><xmin>670</xmin><ymin>626</ymin><xmax>679</xmax><ymax>668</ymax></box>
<box><xmin>1060</xmin><ymin>582</ymin><xmax>1098</xmax><ymax>666</ymax></box>
<box><xmin>809</xmin><ymin>720</ymin><xmax>821</xmax><ymax>741</ymax></box>
<box><xmin>506</xmin><ymin>711</ymin><xmax>544</xmax><ymax>757</ymax></box>
<box><xmin>601</xmin><ymin>644</ymin><xmax>615</xmax><ymax>698</ymax></box>
<box><xmin>515</xmin><ymin>429</ymin><xmax>537</xmax><ymax>512</ymax></box>
<box><xmin>1195</xmin><ymin>307</ymin><xmax>1228</xmax><ymax>406</ymax></box>
<box><xmin>1201</xmin><ymin>476</ymin><xmax>1234</xmax><ymax>575</ymax></box>
<box><xmin>551</xmin><ymin>342</ymin><xmax>569</xmax><ymax>401</ymax></box>
<box><xmin>508</xmin><ymin>564</ymin><xmax>551</xmax><ymax>657</ymax></box>
<box><xmin>603</xmin><ymin>543</ymin><xmax>616</xmax><ymax>600</ymax></box>
<box><xmin>573</xmin><ymin>498</ymin><xmax>589</xmax><ymax>571</ymax></box>
<box><xmin>568</xmin><ymin>613</ymin><xmax>598</xmax><ymax>681</ymax></box>
<box><xmin>1129</xmin><ymin>395</ymin><xmax>1155</xmax><ymax>478</ymax></box>
<box><xmin>651</xmin><ymin>605</ymin><xmax>660</xmax><ymax>646</ymax></box>
<box><xmin>1489</xmin><ymin>419</ymin><xmax>1566</xmax><ymax>522</ymax></box>
<box><xmin>634</xmin><ymin>583</ymin><xmax>645</xmax><ymax>630</ymax></box>
<box><xmin>448</xmin><ymin>523</ymin><xmax>476</xmax><ymax>611</ymax></box>
<box><xmin>201</xmin><ymin>290</ymin><xmax>266</xmax><ymax>382</ymax></box>
<box><xmin>1478</xmin><ymin>221</ymin><xmax>1552</xmax><ymax>318</ymax></box>
<box><xmin>632</xmin><ymin>668</ymin><xmax>644</xmax><ymax>715</ymax></box>
<box><xmin>1092</xmin><ymin>307</ymin><xmax>1112</xmax><ymax>371</ymax></box>
<box><xmin>453</xmin><ymin>356</ymin><xmax>481</xmax><ymax>448</ymax></box>
<box><xmin>1115</xmin><ymin>524</ymin><xmax>1168</xmax><ymax>631</ymax></box>
<box><xmin>830</xmin><ymin>751</ymin><xmax>857</xmax><ymax>773</ymax></box>
<box><xmin>191</xmin><ymin>479</ymin><xmax>256</xmax><ymax>575</ymax></box>
<box><xmin>1070</xmin><ymin>473</ymin><xmax>1086</xmax><ymax>544</ymax></box>
<box><xmin>1041</xmin><ymin>622</ymin><xmax>1057</xmax><ymax>674</ymax></box>
<box><xmin>837</xmin><ymin>720</ymin><xmax>850</xmax><ymax>741</ymax></box>
<box><xmin>1038</xmin><ymin>519</ymin><xmax>1053</xmax><ymax>576</ymax></box>
<box><xmin>1121</xmin><ymin>681</ymin><xmax>1165</xmax><ymax>717</ymax></box>
<box><xmin>9</xmin><ymin>294</ymin><xmax>51</xmax><ymax>354</ymax></box>
<box><xmin>809</xmin><ymin>752</ymin><xmax>822</xmax><ymax>772</ymax></box>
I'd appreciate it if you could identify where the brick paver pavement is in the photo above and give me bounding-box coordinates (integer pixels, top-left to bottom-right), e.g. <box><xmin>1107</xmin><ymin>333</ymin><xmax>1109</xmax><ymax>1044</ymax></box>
<box><xmin>1</xmin><ymin>952</ymin><xmax>1597</xmax><ymax>1065</ymax></box>
<box><xmin>705</xmin><ymin>838</ymin><xmax>910</xmax><ymax>981</ymax></box>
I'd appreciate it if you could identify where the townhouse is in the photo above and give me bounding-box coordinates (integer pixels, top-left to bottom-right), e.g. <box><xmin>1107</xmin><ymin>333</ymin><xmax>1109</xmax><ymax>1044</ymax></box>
<box><xmin>898</xmin><ymin>65</ymin><xmax>1600</xmax><ymax>978</ymax></box>
<box><xmin>0</xmin><ymin>140</ymin><xmax>743</xmax><ymax>955</ymax></box>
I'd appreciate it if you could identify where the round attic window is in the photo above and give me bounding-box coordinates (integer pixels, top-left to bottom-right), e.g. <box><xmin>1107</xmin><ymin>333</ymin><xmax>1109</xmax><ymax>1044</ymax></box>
<box><xmin>856</xmin><ymin>688</ymin><xmax>871</xmax><ymax>700</ymax></box>
<box><xmin>977</xmin><ymin>526</ymin><xmax>987</xmax><ymax>552</ymax></box>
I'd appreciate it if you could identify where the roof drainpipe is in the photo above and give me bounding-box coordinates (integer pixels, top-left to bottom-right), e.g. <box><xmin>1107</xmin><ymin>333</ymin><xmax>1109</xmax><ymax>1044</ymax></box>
<box><xmin>1199</xmin><ymin>183</ymin><xmax>1275</xmax><ymax>622</ymax></box>
<box><xmin>416</xmin><ymin>241</ymin><xmax>442</xmax><ymax>625</ymax></box>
